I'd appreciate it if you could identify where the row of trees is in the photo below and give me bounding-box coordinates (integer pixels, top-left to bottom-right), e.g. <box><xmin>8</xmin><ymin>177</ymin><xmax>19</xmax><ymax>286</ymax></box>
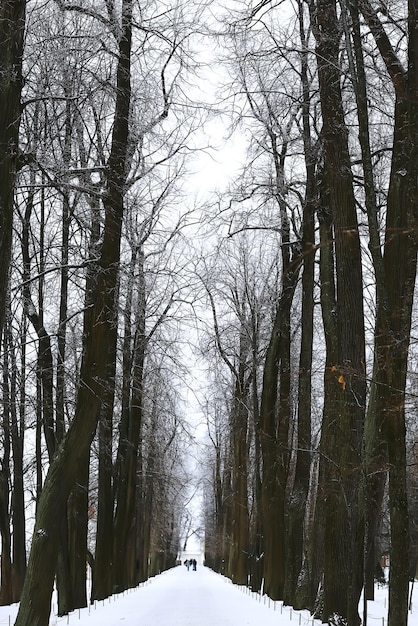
<box><xmin>1</xmin><ymin>0</ymin><xmax>204</xmax><ymax>625</ymax></box>
<box><xmin>200</xmin><ymin>1</ymin><xmax>418</xmax><ymax>626</ymax></box>
<box><xmin>1</xmin><ymin>0</ymin><xmax>418</xmax><ymax>625</ymax></box>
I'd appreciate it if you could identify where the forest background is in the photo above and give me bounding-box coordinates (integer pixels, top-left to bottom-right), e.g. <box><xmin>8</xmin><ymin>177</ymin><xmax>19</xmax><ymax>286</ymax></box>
<box><xmin>0</xmin><ymin>0</ymin><xmax>417</xmax><ymax>625</ymax></box>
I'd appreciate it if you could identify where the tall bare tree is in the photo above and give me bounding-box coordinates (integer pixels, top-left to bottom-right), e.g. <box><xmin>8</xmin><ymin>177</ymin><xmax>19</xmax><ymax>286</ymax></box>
<box><xmin>357</xmin><ymin>2</ymin><xmax>418</xmax><ymax>623</ymax></box>
<box><xmin>311</xmin><ymin>0</ymin><xmax>367</xmax><ymax>622</ymax></box>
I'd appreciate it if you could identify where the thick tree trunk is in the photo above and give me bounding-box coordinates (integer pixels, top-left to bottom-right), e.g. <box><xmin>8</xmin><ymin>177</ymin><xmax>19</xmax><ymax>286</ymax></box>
<box><xmin>113</xmin><ymin>252</ymin><xmax>145</xmax><ymax>592</ymax></box>
<box><xmin>229</xmin><ymin>376</ymin><xmax>249</xmax><ymax>585</ymax></box>
<box><xmin>346</xmin><ymin>0</ymin><xmax>388</xmax><ymax>605</ymax></box>
<box><xmin>314</xmin><ymin>0</ymin><xmax>367</xmax><ymax>621</ymax></box>
<box><xmin>228</xmin><ymin>316</ymin><xmax>250</xmax><ymax>586</ymax></box>
<box><xmin>67</xmin><ymin>455</ymin><xmax>89</xmax><ymax>610</ymax></box>
<box><xmin>383</xmin><ymin>6</ymin><xmax>418</xmax><ymax>623</ymax></box>
<box><xmin>91</xmin><ymin>345</ymin><xmax>116</xmax><ymax>601</ymax></box>
<box><xmin>222</xmin><ymin>449</ymin><xmax>233</xmax><ymax>577</ymax></box>
<box><xmin>259</xmin><ymin>255</ymin><xmax>301</xmax><ymax>600</ymax></box>
<box><xmin>358</xmin><ymin>3</ymin><xmax>418</xmax><ymax>623</ymax></box>
<box><xmin>376</xmin><ymin>96</ymin><xmax>416</xmax><ymax>626</ymax></box>
<box><xmin>56</xmin><ymin>518</ymin><xmax>71</xmax><ymax>616</ymax></box>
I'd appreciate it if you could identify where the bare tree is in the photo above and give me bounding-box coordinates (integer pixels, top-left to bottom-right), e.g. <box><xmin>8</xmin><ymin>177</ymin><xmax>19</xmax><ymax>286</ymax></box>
<box><xmin>357</xmin><ymin>2</ymin><xmax>418</xmax><ymax>623</ymax></box>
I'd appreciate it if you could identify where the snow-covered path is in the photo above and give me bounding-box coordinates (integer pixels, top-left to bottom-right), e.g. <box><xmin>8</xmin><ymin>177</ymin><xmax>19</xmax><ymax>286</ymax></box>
<box><xmin>67</xmin><ymin>566</ymin><xmax>308</xmax><ymax>626</ymax></box>
<box><xmin>1</xmin><ymin>565</ymin><xmax>418</xmax><ymax>625</ymax></box>
<box><xmin>0</xmin><ymin>566</ymin><xmax>316</xmax><ymax>626</ymax></box>
<box><xmin>99</xmin><ymin>565</ymin><xmax>288</xmax><ymax>626</ymax></box>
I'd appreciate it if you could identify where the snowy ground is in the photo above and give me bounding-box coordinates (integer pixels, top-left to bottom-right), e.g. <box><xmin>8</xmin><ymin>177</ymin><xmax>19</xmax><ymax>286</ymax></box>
<box><xmin>1</xmin><ymin>565</ymin><xmax>418</xmax><ymax>626</ymax></box>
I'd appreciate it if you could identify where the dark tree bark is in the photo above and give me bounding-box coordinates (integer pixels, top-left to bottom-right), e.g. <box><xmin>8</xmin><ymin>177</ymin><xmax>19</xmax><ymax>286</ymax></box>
<box><xmin>357</xmin><ymin>3</ymin><xmax>418</xmax><ymax>624</ymax></box>
<box><xmin>113</xmin><ymin>250</ymin><xmax>146</xmax><ymax>592</ymax></box>
<box><xmin>67</xmin><ymin>455</ymin><xmax>89</xmax><ymax>610</ymax></box>
<box><xmin>259</xmin><ymin>252</ymin><xmax>302</xmax><ymax>600</ymax></box>
<box><xmin>55</xmin><ymin>97</ymin><xmax>75</xmax><ymax>617</ymax></box>
<box><xmin>204</xmin><ymin>420</ymin><xmax>229</xmax><ymax>574</ymax></box>
<box><xmin>313</xmin><ymin>0</ymin><xmax>367</xmax><ymax>622</ymax></box>
<box><xmin>139</xmin><ymin>394</ymin><xmax>158</xmax><ymax>583</ymax></box>
<box><xmin>0</xmin><ymin>0</ymin><xmax>26</xmax><ymax>338</ymax></box>
<box><xmin>343</xmin><ymin>0</ymin><xmax>387</xmax><ymax>605</ymax></box>
<box><xmin>91</xmin><ymin>332</ymin><xmax>116</xmax><ymax>601</ymax></box>
<box><xmin>0</xmin><ymin>320</ymin><xmax>13</xmax><ymax>606</ymax></box>
<box><xmin>228</xmin><ymin>342</ymin><xmax>250</xmax><ymax>586</ymax></box>
<box><xmin>0</xmin><ymin>301</ymin><xmax>27</xmax><ymax>603</ymax></box>
<box><xmin>284</xmin><ymin>2</ymin><xmax>317</xmax><ymax>605</ymax></box>
<box><xmin>14</xmin><ymin>0</ymin><xmax>132</xmax><ymax>621</ymax></box>
<box><xmin>221</xmin><ymin>444</ymin><xmax>233</xmax><ymax>576</ymax></box>
<box><xmin>204</xmin><ymin>283</ymin><xmax>251</xmax><ymax>586</ymax></box>
<box><xmin>248</xmin><ymin>310</ymin><xmax>263</xmax><ymax>593</ymax></box>
<box><xmin>306</xmin><ymin>177</ymin><xmax>337</xmax><ymax>613</ymax></box>
<box><xmin>10</xmin><ymin>317</ymin><xmax>26</xmax><ymax>601</ymax></box>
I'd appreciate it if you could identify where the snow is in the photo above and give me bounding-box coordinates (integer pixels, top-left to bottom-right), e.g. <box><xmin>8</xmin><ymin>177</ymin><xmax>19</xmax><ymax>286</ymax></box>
<box><xmin>1</xmin><ymin>566</ymin><xmax>418</xmax><ymax>626</ymax></box>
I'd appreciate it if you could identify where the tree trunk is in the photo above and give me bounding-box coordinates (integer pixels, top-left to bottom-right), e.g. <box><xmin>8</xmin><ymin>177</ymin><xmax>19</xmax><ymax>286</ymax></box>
<box><xmin>376</xmin><ymin>95</ymin><xmax>416</xmax><ymax>626</ymax></box>
<box><xmin>259</xmin><ymin>254</ymin><xmax>302</xmax><ymax>600</ymax></box>
<box><xmin>307</xmin><ymin>190</ymin><xmax>337</xmax><ymax>613</ymax></box>
<box><xmin>314</xmin><ymin>0</ymin><xmax>367</xmax><ymax>621</ymax></box>
<box><xmin>3</xmin><ymin>302</ymin><xmax>27</xmax><ymax>602</ymax></box>
<box><xmin>11</xmin><ymin>378</ymin><xmax>26</xmax><ymax>602</ymax></box>
<box><xmin>0</xmin><ymin>323</ymin><xmax>13</xmax><ymax>606</ymax></box>
<box><xmin>0</xmin><ymin>0</ymin><xmax>26</xmax><ymax>338</ymax></box>
<box><xmin>358</xmin><ymin>3</ymin><xmax>418</xmax><ymax>623</ymax></box>
<box><xmin>284</xmin><ymin>7</ymin><xmax>317</xmax><ymax>603</ymax></box>
<box><xmin>91</xmin><ymin>345</ymin><xmax>116</xmax><ymax>601</ymax></box>
<box><xmin>67</xmin><ymin>455</ymin><xmax>89</xmax><ymax>610</ymax></box>
<box><xmin>249</xmin><ymin>351</ymin><xmax>263</xmax><ymax>593</ymax></box>
<box><xmin>228</xmin><ymin>310</ymin><xmax>250</xmax><ymax>586</ymax></box>
<box><xmin>284</xmin><ymin>138</ymin><xmax>316</xmax><ymax>607</ymax></box>
<box><xmin>113</xmin><ymin>250</ymin><xmax>145</xmax><ymax>592</ymax></box>
<box><xmin>140</xmin><ymin>406</ymin><xmax>158</xmax><ymax>583</ymax></box>
<box><xmin>229</xmin><ymin>374</ymin><xmax>249</xmax><ymax>585</ymax></box>
<box><xmin>345</xmin><ymin>0</ymin><xmax>388</xmax><ymax>604</ymax></box>
<box><xmin>222</xmin><ymin>447</ymin><xmax>233</xmax><ymax>577</ymax></box>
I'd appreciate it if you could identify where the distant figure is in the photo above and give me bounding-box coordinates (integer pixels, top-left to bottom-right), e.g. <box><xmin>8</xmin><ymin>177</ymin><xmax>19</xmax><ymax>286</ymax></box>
<box><xmin>184</xmin><ymin>559</ymin><xmax>190</xmax><ymax>571</ymax></box>
<box><xmin>192</xmin><ymin>558</ymin><xmax>197</xmax><ymax>571</ymax></box>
